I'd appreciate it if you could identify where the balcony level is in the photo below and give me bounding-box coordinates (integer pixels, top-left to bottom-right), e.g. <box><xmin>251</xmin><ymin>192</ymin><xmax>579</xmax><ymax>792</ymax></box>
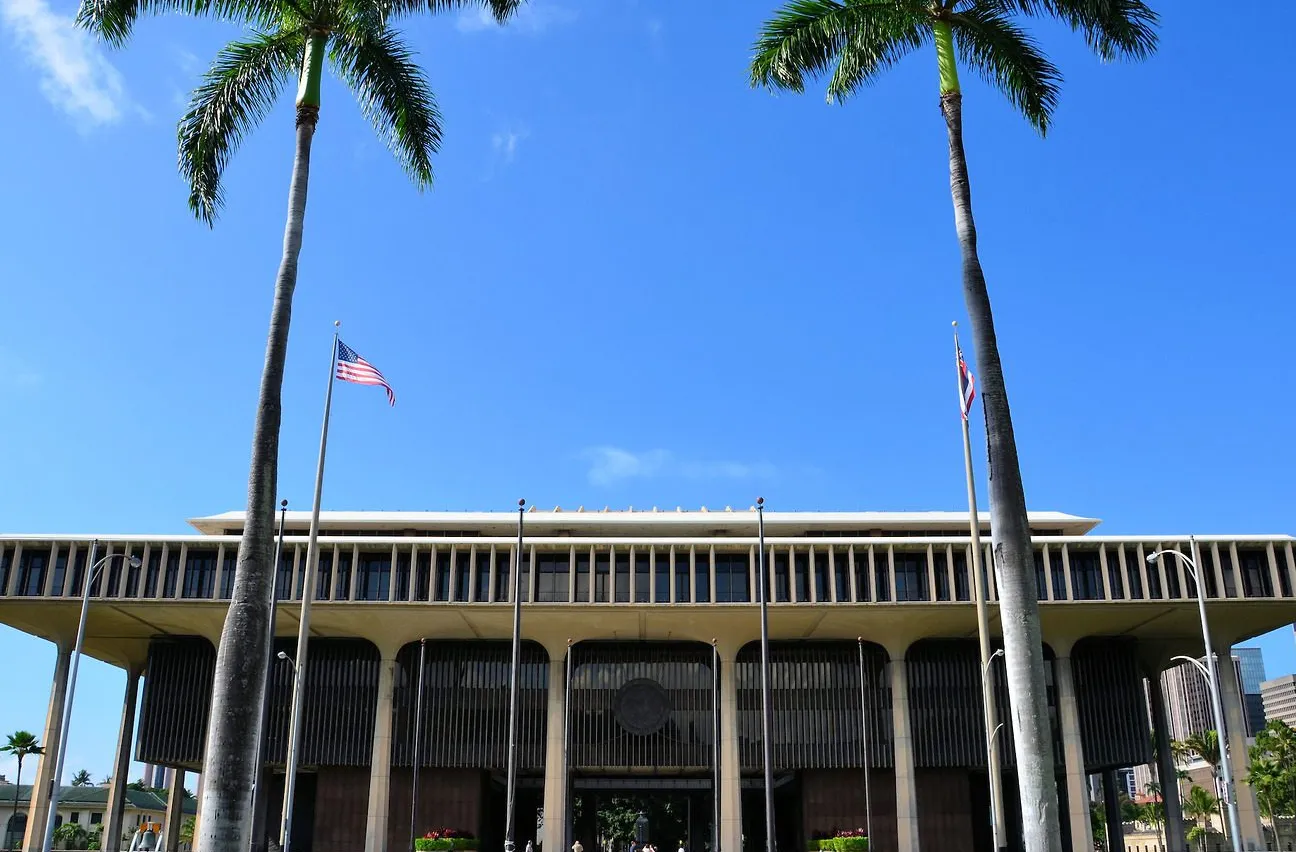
<box><xmin>1</xmin><ymin>521</ymin><xmax>1292</xmax><ymax>673</ymax></box>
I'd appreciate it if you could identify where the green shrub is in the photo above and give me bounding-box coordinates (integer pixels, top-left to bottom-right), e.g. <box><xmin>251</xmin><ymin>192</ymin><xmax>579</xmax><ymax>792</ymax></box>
<box><xmin>414</xmin><ymin>840</ymin><xmax>479</xmax><ymax>851</ymax></box>
<box><xmin>812</xmin><ymin>837</ymin><xmax>868</xmax><ymax>852</ymax></box>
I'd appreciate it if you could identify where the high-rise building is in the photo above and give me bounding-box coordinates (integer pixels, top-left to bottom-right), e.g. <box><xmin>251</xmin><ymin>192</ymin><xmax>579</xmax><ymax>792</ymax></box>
<box><xmin>1158</xmin><ymin>647</ymin><xmax>1266</xmax><ymax>741</ymax></box>
<box><xmin>1261</xmin><ymin>674</ymin><xmax>1296</xmax><ymax>727</ymax></box>
<box><xmin>1234</xmin><ymin>647</ymin><xmax>1269</xmax><ymax>735</ymax></box>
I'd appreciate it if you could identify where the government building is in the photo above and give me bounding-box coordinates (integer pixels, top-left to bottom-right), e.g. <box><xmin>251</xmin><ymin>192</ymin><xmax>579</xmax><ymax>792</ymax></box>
<box><xmin>2</xmin><ymin>508</ymin><xmax>1294</xmax><ymax>852</ymax></box>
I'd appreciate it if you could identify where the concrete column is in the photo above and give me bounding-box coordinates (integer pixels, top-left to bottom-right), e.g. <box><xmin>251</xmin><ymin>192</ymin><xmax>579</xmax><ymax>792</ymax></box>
<box><xmin>164</xmin><ymin>769</ymin><xmax>186</xmax><ymax>852</ymax></box>
<box><xmin>103</xmin><ymin>669</ymin><xmax>141</xmax><ymax>852</ymax></box>
<box><xmin>1147</xmin><ymin>672</ymin><xmax>1187</xmax><ymax>852</ymax></box>
<box><xmin>23</xmin><ymin>645</ymin><xmax>72</xmax><ymax>852</ymax></box>
<box><xmin>541</xmin><ymin>654</ymin><xmax>567</xmax><ymax>852</ymax></box>
<box><xmin>890</xmin><ymin>653</ymin><xmax>919</xmax><ymax>852</ymax></box>
<box><xmin>365</xmin><ymin>653</ymin><xmax>398</xmax><ymax>852</ymax></box>
<box><xmin>718</xmin><ymin>647</ymin><xmax>742</xmax><ymax>852</ymax></box>
<box><xmin>1054</xmin><ymin>655</ymin><xmax>1093</xmax><ymax>852</ymax></box>
<box><xmin>1101</xmin><ymin>770</ymin><xmax>1123</xmax><ymax>852</ymax></box>
<box><xmin>1214</xmin><ymin>643</ymin><xmax>1264</xmax><ymax>850</ymax></box>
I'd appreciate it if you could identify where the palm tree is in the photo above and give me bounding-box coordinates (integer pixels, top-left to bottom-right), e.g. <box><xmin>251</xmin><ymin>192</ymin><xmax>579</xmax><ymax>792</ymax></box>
<box><xmin>1182</xmin><ymin>730</ymin><xmax>1228</xmax><ymax>840</ymax></box>
<box><xmin>749</xmin><ymin>3</ymin><xmax>1157</xmax><ymax>850</ymax></box>
<box><xmin>1182</xmin><ymin>785</ymin><xmax>1219</xmax><ymax>852</ymax></box>
<box><xmin>70</xmin><ymin>770</ymin><xmax>93</xmax><ymax>787</ymax></box>
<box><xmin>1141</xmin><ymin>783</ymin><xmax>1165</xmax><ymax>851</ymax></box>
<box><xmin>75</xmin><ymin>2</ymin><xmax>523</xmax><ymax>852</ymax></box>
<box><xmin>2</xmin><ymin>731</ymin><xmax>44</xmax><ymax>851</ymax></box>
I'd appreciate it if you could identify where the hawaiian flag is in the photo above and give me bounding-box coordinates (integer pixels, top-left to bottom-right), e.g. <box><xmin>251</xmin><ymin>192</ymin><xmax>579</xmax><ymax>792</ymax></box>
<box><xmin>336</xmin><ymin>340</ymin><xmax>395</xmax><ymax>406</ymax></box>
<box><xmin>957</xmin><ymin>343</ymin><xmax>975</xmax><ymax>421</ymax></box>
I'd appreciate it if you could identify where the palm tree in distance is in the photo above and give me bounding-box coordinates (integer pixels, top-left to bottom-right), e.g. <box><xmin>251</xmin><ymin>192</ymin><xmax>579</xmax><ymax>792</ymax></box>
<box><xmin>2</xmin><ymin>731</ymin><xmax>43</xmax><ymax>851</ymax></box>
<box><xmin>1181</xmin><ymin>730</ymin><xmax>1227</xmax><ymax>840</ymax></box>
<box><xmin>1183</xmin><ymin>784</ymin><xmax>1220</xmax><ymax>852</ymax></box>
<box><xmin>70</xmin><ymin>770</ymin><xmax>93</xmax><ymax>787</ymax></box>
<box><xmin>750</xmin><ymin>4</ymin><xmax>1157</xmax><ymax>849</ymax></box>
<box><xmin>75</xmin><ymin>1</ymin><xmax>523</xmax><ymax>851</ymax></box>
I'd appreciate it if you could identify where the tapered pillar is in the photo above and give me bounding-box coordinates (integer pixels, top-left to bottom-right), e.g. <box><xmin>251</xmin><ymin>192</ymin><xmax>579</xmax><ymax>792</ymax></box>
<box><xmin>1147</xmin><ymin>672</ymin><xmax>1187</xmax><ymax>852</ymax></box>
<box><xmin>1054</xmin><ymin>655</ymin><xmax>1093</xmax><ymax>852</ymax></box>
<box><xmin>1214</xmin><ymin>643</ymin><xmax>1264</xmax><ymax>850</ymax></box>
<box><xmin>23</xmin><ymin>645</ymin><xmax>72</xmax><ymax>852</ymax></box>
<box><xmin>889</xmin><ymin>652</ymin><xmax>918</xmax><ymax>852</ymax></box>
<box><xmin>540</xmin><ymin>654</ymin><xmax>568</xmax><ymax>852</ymax></box>
<box><xmin>164</xmin><ymin>769</ymin><xmax>186</xmax><ymax>852</ymax></box>
<box><xmin>102</xmin><ymin>669</ymin><xmax>141</xmax><ymax>852</ymax></box>
<box><xmin>718</xmin><ymin>646</ymin><xmax>742</xmax><ymax>852</ymax></box>
<box><xmin>365</xmin><ymin>653</ymin><xmax>397</xmax><ymax>852</ymax></box>
<box><xmin>1101</xmin><ymin>771</ymin><xmax>1123</xmax><ymax>852</ymax></box>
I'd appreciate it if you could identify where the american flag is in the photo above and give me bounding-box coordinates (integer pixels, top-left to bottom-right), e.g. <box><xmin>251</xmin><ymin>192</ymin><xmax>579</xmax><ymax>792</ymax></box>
<box><xmin>957</xmin><ymin>343</ymin><xmax>975</xmax><ymax>420</ymax></box>
<box><xmin>336</xmin><ymin>340</ymin><xmax>395</xmax><ymax>406</ymax></box>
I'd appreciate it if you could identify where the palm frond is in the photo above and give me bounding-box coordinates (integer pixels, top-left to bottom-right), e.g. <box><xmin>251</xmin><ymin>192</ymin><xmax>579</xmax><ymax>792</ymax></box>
<box><xmin>179</xmin><ymin>30</ymin><xmax>303</xmax><ymax>224</ymax></box>
<box><xmin>76</xmin><ymin>0</ymin><xmax>282</xmax><ymax>47</ymax></box>
<box><xmin>751</xmin><ymin>0</ymin><xmax>931</xmax><ymax>102</ymax></box>
<box><xmin>988</xmin><ymin>0</ymin><xmax>1158</xmax><ymax>61</ymax></box>
<box><xmin>950</xmin><ymin>3</ymin><xmax>1061</xmax><ymax>134</ymax></box>
<box><xmin>375</xmin><ymin>0</ymin><xmax>521</xmax><ymax>23</ymax></box>
<box><xmin>330</xmin><ymin>24</ymin><xmax>440</xmax><ymax>187</ymax></box>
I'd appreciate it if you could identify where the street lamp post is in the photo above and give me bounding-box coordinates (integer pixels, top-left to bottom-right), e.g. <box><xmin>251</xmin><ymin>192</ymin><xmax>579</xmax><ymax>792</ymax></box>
<box><xmin>1148</xmin><ymin>538</ymin><xmax>1242</xmax><ymax>847</ymax></box>
<box><xmin>41</xmin><ymin>541</ymin><xmax>142</xmax><ymax>852</ymax></box>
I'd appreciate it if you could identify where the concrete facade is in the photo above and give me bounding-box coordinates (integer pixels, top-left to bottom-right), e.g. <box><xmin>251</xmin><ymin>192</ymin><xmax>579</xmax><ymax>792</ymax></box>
<box><xmin>3</xmin><ymin>509</ymin><xmax>1295</xmax><ymax>852</ymax></box>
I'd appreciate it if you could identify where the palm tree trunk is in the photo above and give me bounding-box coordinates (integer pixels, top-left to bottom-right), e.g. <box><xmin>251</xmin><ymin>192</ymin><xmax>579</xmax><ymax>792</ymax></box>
<box><xmin>12</xmin><ymin>757</ymin><xmax>21</xmax><ymax>852</ymax></box>
<box><xmin>194</xmin><ymin>33</ymin><xmax>324</xmax><ymax>852</ymax></box>
<box><xmin>935</xmin><ymin>22</ymin><xmax>1061</xmax><ymax>852</ymax></box>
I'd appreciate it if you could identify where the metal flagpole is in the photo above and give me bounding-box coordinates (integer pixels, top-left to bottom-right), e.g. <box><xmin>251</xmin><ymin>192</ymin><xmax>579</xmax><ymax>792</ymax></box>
<box><xmin>564</xmin><ymin>638</ymin><xmax>573</xmax><ymax>851</ymax></box>
<box><xmin>410</xmin><ymin>638</ymin><xmax>428</xmax><ymax>852</ymax></box>
<box><xmin>712</xmin><ymin>640</ymin><xmax>721</xmax><ymax>852</ymax></box>
<box><xmin>855</xmin><ymin>639</ymin><xmax>872</xmax><ymax>845</ymax></box>
<box><xmin>504</xmin><ymin>499</ymin><xmax>526</xmax><ymax>852</ymax></box>
<box><xmin>281</xmin><ymin>322</ymin><xmax>341</xmax><ymax>852</ymax></box>
<box><xmin>755</xmin><ymin>498</ymin><xmax>776</xmax><ymax>852</ymax></box>
<box><xmin>250</xmin><ymin>501</ymin><xmax>288</xmax><ymax>852</ymax></box>
<box><xmin>953</xmin><ymin>321</ymin><xmax>1007</xmax><ymax>852</ymax></box>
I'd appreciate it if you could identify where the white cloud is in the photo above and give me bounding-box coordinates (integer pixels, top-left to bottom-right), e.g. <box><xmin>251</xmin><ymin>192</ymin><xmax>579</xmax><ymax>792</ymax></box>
<box><xmin>456</xmin><ymin>1</ymin><xmax>576</xmax><ymax>35</ymax></box>
<box><xmin>491</xmin><ymin>129</ymin><xmax>523</xmax><ymax>165</ymax></box>
<box><xmin>0</xmin><ymin>0</ymin><xmax>133</xmax><ymax>127</ymax></box>
<box><xmin>583</xmin><ymin>447</ymin><xmax>777</xmax><ymax>487</ymax></box>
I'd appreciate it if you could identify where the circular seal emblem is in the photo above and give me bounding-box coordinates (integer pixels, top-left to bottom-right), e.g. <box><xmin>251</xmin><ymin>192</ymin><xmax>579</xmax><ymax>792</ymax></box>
<box><xmin>614</xmin><ymin>678</ymin><xmax>671</xmax><ymax>736</ymax></box>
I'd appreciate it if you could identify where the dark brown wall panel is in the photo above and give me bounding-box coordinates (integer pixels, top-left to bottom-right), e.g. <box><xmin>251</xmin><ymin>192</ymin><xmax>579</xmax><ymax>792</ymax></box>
<box><xmin>386</xmin><ymin>768</ymin><xmax>486</xmax><ymax>851</ymax></box>
<box><xmin>313</xmin><ymin>768</ymin><xmax>370</xmax><ymax>852</ymax></box>
<box><xmin>914</xmin><ymin>769</ymin><xmax>972</xmax><ymax>851</ymax></box>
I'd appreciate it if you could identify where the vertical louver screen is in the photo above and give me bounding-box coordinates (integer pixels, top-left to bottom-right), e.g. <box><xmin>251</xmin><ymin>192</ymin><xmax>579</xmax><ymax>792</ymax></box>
<box><xmin>390</xmin><ymin>641</ymin><xmax>549</xmax><ymax>770</ymax></box>
<box><xmin>736</xmin><ymin>641</ymin><xmax>891</xmax><ymax>771</ymax></box>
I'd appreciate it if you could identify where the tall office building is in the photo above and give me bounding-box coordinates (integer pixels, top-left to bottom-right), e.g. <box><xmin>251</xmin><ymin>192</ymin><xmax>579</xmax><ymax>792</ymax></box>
<box><xmin>1261</xmin><ymin>675</ymin><xmax>1296</xmax><ymax>727</ymax></box>
<box><xmin>1159</xmin><ymin>647</ymin><xmax>1266</xmax><ymax>741</ymax></box>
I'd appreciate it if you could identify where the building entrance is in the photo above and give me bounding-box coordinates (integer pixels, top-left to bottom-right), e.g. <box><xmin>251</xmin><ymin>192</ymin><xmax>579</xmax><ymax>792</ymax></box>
<box><xmin>571</xmin><ymin>780</ymin><xmax>714</xmax><ymax>852</ymax></box>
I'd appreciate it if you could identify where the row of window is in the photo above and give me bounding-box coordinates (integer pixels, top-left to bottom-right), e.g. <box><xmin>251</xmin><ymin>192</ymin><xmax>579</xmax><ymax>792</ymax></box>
<box><xmin>1</xmin><ymin>541</ymin><xmax>1291</xmax><ymax>604</ymax></box>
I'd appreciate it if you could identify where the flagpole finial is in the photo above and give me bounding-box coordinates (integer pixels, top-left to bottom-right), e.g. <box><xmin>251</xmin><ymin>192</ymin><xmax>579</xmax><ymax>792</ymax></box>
<box><xmin>281</xmin><ymin>499</ymin><xmax>288</xmax><ymax>509</ymax></box>
<box><xmin>952</xmin><ymin>320</ymin><xmax>958</xmax><ymax>328</ymax></box>
<box><xmin>518</xmin><ymin>498</ymin><xmax>526</xmax><ymax>508</ymax></box>
<box><xmin>756</xmin><ymin>496</ymin><xmax>764</xmax><ymax>507</ymax></box>
<box><xmin>334</xmin><ymin>320</ymin><xmax>341</xmax><ymax>328</ymax></box>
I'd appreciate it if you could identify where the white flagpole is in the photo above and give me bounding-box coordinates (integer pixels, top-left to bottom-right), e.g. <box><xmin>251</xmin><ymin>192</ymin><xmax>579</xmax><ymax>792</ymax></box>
<box><xmin>953</xmin><ymin>321</ymin><xmax>1007</xmax><ymax>852</ymax></box>
<box><xmin>755</xmin><ymin>497</ymin><xmax>776</xmax><ymax>852</ymax></box>
<box><xmin>504</xmin><ymin>499</ymin><xmax>526</xmax><ymax>852</ymax></box>
<box><xmin>280</xmin><ymin>322</ymin><xmax>341</xmax><ymax>852</ymax></box>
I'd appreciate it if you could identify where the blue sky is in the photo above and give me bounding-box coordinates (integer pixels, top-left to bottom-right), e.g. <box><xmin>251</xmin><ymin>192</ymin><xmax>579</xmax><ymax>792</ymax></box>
<box><xmin>1</xmin><ymin>1</ymin><xmax>1293</xmax><ymax>783</ymax></box>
